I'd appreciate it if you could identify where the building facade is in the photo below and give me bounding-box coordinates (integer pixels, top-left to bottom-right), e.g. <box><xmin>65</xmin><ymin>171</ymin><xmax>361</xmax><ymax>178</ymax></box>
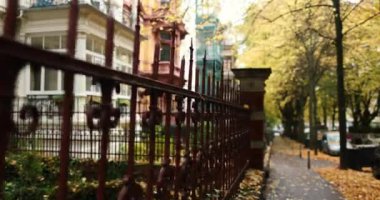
<box><xmin>195</xmin><ymin>0</ymin><xmax>223</xmax><ymax>92</ymax></box>
<box><xmin>0</xmin><ymin>0</ymin><xmax>136</xmax><ymax>122</ymax></box>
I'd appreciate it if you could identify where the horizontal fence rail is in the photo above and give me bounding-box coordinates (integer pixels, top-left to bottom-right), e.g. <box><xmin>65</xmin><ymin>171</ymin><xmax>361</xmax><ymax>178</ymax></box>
<box><xmin>0</xmin><ymin>0</ymin><xmax>251</xmax><ymax>200</ymax></box>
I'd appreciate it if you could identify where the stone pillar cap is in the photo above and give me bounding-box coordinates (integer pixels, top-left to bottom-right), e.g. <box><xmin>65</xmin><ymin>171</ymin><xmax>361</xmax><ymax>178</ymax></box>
<box><xmin>232</xmin><ymin>68</ymin><xmax>271</xmax><ymax>80</ymax></box>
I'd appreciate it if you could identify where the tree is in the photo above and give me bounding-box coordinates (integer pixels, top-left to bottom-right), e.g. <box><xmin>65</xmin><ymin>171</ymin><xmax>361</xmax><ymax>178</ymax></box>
<box><xmin>239</xmin><ymin>0</ymin><xmax>380</xmax><ymax>169</ymax></box>
<box><xmin>239</xmin><ymin>0</ymin><xmax>335</xmax><ymax>147</ymax></box>
<box><xmin>290</xmin><ymin>2</ymin><xmax>335</xmax><ymax>155</ymax></box>
<box><xmin>344</xmin><ymin>17</ymin><xmax>380</xmax><ymax>132</ymax></box>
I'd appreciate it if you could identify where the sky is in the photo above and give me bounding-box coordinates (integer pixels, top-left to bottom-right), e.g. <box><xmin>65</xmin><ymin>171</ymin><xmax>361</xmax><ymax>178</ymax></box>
<box><xmin>219</xmin><ymin>0</ymin><xmax>256</xmax><ymax>24</ymax></box>
<box><xmin>218</xmin><ymin>0</ymin><xmax>361</xmax><ymax>24</ymax></box>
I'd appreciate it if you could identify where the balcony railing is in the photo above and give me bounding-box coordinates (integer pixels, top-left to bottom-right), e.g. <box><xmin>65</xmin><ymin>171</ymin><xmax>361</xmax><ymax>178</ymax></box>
<box><xmin>24</xmin><ymin>0</ymin><xmax>130</xmax><ymax>26</ymax></box>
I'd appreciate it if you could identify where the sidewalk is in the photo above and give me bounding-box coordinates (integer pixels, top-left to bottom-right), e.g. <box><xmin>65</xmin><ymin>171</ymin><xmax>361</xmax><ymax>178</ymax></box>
<box><xmin>264</xmin><ymin>136</ymin><xmax>344</xmax><ymax>200</ymax></box>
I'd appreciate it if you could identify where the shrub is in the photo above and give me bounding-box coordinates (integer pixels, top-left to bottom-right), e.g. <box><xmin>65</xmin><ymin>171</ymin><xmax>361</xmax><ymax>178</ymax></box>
<box><xmin>4</xmin><ymin>153</ymin><xmax>127</xmax><ymax>200</ymax></box>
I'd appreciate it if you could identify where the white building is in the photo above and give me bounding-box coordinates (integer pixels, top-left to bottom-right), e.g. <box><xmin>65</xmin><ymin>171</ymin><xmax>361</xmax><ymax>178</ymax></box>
<box><xmin>0</xmin><ymin>0</ymin><xmax>136</xmax><ymax>121</ymax></box>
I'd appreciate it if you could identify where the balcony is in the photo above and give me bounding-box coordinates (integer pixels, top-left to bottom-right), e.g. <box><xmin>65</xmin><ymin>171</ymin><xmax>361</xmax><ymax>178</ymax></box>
<box><xmin>24</xmin><ymin>0</ymin><xmax>131</xmax><ymax>27</ymax></box>
<box><xmin>0</xmin><ymin>0</ymin><xmax>32</xmax><ymax>12</ymax></box>
<box><xmin>29</xmin><ymin>0</ymin><xmax>100</xmax><ymax>9</ymax></box>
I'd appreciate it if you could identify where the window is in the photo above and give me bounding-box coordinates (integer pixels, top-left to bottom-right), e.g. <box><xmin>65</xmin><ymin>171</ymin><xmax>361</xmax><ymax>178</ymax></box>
<box><xmin>120</xmin><ymin>84</ymin><xmax>131</xmax><ymax>96</ymax></box>
<box><xmin>159</xmin><ymin>31</ymin><xmax>172</xmax><ymax>61</ymax></box>
<box><xmin>160</xmin><ymin>44</ymin><xmax>171</xmax><ymax>61</ymax></box>
<box><xmin>85</xmin><ymin>35</ymin><xmax>106</xmax><ymax>93</ymax></box>
<box><xmin>31</xmin><ymin>37</ymin><xmax>43</xmax><ymax>48</ymax></box>
<box><xmin>85</xmin><ymin>77</ymin><xmax>94</xmax><ymax>91</ymax></box>
<box><xmin>91</xmin><ymin>0</ymin><xmax>100</xmax><ymax>9</ymax></box>
<box><xmin>115</xmin><ymin>63</ymin><xmax>132</xmax><ymax>96</ymax></box>
<box><xmin>86</xmin><ymin>35</ymin><xmax>105</xmax><ymax>54</ymax></box>
<box><xmin>44</xmin><ymin>68</ymin><xmax>58</xmax><ymax>90</ymax></box>
<box><xmin>31</xmin><ymin>35</ymin><xmax>66</xmax><ymax>49</ymax></box>
<box><xmin>61</xmin><ymin>35</ymin><xmax>67</xmax><ymax>49</ymax></box>
<box><xmin>30</xmin><ymin>64</ymin><xmax>41</xmax><ymax>91</ymax></box>
<box><xmin>94</xmin><ymin>39</ymin><xmax>103</xmax><ymax>54</ymax></box>
<box><xmin>116</xmin><ymin>47</ymin><xmax>132</xmax><ymax>64</ymax></box>
<box><xmin>85</xmin><ymin>54</ymin><xmax>104</xmax><ymax>92</ymax></box>
<box><xmin>86</xmin><ymin>37</ymin><xmax>93</xmax><ymax>51</ymax></box>
<box><xmin>29</xmin><ymin>35</ymin><xmax>66</xmax><ymax>92</ymax></box>
<box><xmin>160</xmin><ymin>31</ymin><xmax>171</xmax><ymax>41</ymax></box>
<box><xmin>161</xmin><ymin>0</ymin><xmax>170</xmax><ymax>7</ymax></box>
<box><xmin>44</xmin><ymin>35</ymin><xmax>60</xmax><ymax>49</ymax></box>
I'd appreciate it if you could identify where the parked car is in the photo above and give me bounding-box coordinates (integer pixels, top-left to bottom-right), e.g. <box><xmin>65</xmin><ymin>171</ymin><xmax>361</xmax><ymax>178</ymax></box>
<box><xmin>373</xmin><ymin>146</ymin><xmax>380</xmax><ymax>179</ymax></box>
<box><xmin>346</xmin><ymin>132</ymin><xmax>380</xmax><ymax>175</ymax></box>
<box><xmin>368</xmin><ymin>133</ymin><xmax>380</xmax><ymax>145</ymax></box>
<box><xmin>321</xmin><ymin>131</ymin><xmax>340</xmax><ymax>156</ymax></box>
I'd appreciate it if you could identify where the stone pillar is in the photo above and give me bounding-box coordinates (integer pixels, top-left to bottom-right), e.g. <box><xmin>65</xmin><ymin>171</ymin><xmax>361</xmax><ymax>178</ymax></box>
<box><xmin>232</xmin><ymin>68</ymin><xmax>271</xmax><ymax>169</ymax></box>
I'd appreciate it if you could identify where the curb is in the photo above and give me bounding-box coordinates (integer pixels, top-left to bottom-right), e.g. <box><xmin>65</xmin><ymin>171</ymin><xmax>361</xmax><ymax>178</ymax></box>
<box><xmin>260</xmin><ymin>143</ymin><xmax>272</xmax><ymax>200</ymax></box>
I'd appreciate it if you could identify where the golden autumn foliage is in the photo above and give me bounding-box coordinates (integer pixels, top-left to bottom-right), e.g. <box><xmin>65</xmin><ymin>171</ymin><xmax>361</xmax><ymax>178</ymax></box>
<box><xmin>316</xmin><ymin>167</ymin><xmax>380</xmax><ymax>200</ymax></box>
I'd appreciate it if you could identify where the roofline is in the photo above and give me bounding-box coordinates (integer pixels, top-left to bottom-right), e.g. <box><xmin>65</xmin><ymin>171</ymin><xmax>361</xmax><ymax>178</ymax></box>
<box><xmin>24</xmin><ymin>3</ymin><xmax>146</xmax><ymax>40</ymax></box>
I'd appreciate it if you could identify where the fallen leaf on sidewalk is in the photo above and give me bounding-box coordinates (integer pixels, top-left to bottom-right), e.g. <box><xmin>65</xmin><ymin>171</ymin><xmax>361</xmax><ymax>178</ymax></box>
<box><xmin>315</xmin><ymin>167</ymin><xmax>380</xmax><ymax>200</ymax></box>
<box><xmin>232</xmin><ymin>170</ymin><xmax>264</xmax><ymax>200</ymax></box>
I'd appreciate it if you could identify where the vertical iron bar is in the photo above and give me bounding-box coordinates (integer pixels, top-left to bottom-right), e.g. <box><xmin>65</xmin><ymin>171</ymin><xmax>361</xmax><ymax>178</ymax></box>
<box><xmin>206</xmin><ymin>74</ymin><xmax>211</xmax><ymax>194</ymax></box>
<box><xmin>211</xmin><ymin>66</ymin><xmax>216</xmax><ymax>144</ymax></box>
<box><xmin>212</xmin><ymin>70</ymin><xmax>217</xmax><ymax>191</ymax></box>
<box><xmin>147</xmin><ymin>44</ymin><xmax>160</xmax><ymax>199</ymax></box>
<box><xmin>199</xmin><ymin>51</ymin><xmax>207</xmax><ymax>197</ymax></box>
<box><xmin>2</xmin><ymin>0</ymin><xmax>18</xmax><ymax>39</ymax></box>
<box><xmin>0</xmin><ymin>1</ymin><xmax>19</xmax><ymax>198</ymax></box>
<box><xmin>163</xmin><ymin>23</ymin><xmax>176</xmax><ymax>161</ymax></box>
<box><xmin>180</xmin><ymin>56</ymin><xmax>185</xmax><ymax>81</ymax></box>
<box><xmin>226</xmin><ymin>82</ymin><xmax>231</xmax><ymax>189</ymax></box>
<box><xmin>174</xmin><ymin>94</ymin><xmax>184</xmax><ymax>199</ymax></box>
<box><xmin>192</xmin><ymin>68</ymin><xmax>201</xmax><ymax>199</ymax></box>
<box><xmin>216</xmin><ymin>82</ymin><xmax>221</xmax><ymax>191</ymax></box>
<box><xmin>193</xmin><ymin>69</ymin><xmax>199</xmax><ymax>160</ymax></box>
<box><xmin>191</xmin><ymin>68</ymin><xmax>199</xmax><ymax>199</ymax></box>
<box><xmin>175</xmin><ymin>56</ymin><xmax>185</xmax><ymax>199</ymax></box>
<box><xmin>185</xmin><ymin>40</ymin><xmax>193</xmax><ymax>153</ymax></box>
<box><xmin>229</xmin><ymin>83</ymin><xmax>233</xmax><ymax>189</ymax></box>
<box><xmin>163</xmin><ymin>94</ymin><xmax>172</xmax><ymax>160</ymax></box>
<box><xmin>220</xmin><ymin>64</ymin><xmax>225</xmax><ymax>196</ymax></box>
<box><xmin>97</xmin><ymin>10</ymin><xmax>115</xmax><ymax>200</ymax></box>
<box><xmin>127</xmin><ymin>0</ymin><xmax>141</xmax><ymax>177</ymax></box>
<box><xmin>57</xmin><ymin>1</ymin><xmax>78</xmax><ymax>199</ymax></box>
<box><xmin>169</xmin><ymin>23</ymin><xmax>176</xmax><ymax>81</ymax></box>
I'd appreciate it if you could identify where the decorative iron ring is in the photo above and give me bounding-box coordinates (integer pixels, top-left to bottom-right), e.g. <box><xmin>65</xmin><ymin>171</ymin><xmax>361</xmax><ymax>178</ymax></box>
<box><xmin>85</xmin><ymin>103</ymin><xmax>101</xmax><ymax>130</ymax></box>
<box><xmin>109</xmin><ymin>107</ymin><xmax>121</xmax><ymax>128</ymax></box>
<box><xmin>18</xmin><ymin>104</ymin><xmax>39</xmax><ymax>135</ymax></box>
<box><xmin>175</xmin><ymin>112</ymin><xmax>186</xmax><ymax>125</ymax></box>
<box><xmin>86</xmin><ymin>103</ymin><xmax>121</xmax><ymax>129</ymax></box>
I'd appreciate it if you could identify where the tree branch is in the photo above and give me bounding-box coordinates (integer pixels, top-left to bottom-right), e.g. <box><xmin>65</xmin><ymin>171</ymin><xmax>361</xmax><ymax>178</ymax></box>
<box><xmin>343</xmin><ymin>11</ymin><xmax>380</xmax><ymax>35</ymax></box>
<box><xmin>265</xmin><ymin>4</ymin><xmax>333</xmax><ymax>23</ymax></box>
<box><xmin>309</xmin><ymin>27</ymin><xmax>335</xmax><ymax>41</ymax></box>
<box><xmin>342</xmin><ymin>0</ymin><xmax>365</xmax><ymax>22</ymax></box>
<box><xmin>246</xmin><ymin>0</ymin><xmax>275</xmax><ymax>25</ymax></box>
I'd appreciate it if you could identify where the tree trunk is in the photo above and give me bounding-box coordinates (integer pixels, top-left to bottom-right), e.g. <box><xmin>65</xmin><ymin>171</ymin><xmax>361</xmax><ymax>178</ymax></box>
<box><xmin>281</xmin><ymin>101</ymin><xmax>297</xmax><ymax>138</ymax></box>
<box><xmin>332</xmin><ymin>0</ymin><xmax>348</xmax><ymax>169</ymax></box>
<box><xmin>296</xmin><ymin>98</ymin><xmax>306</xmax><ymax>143</ymax></box>
<box><xmin>322</xmin><ymin>101</ymin><xmax>328</xmax><ymax>127</ymax></box>
<box><xmin>332</xmin><ymin>103</ymin><xmax>337</xmax><ymax>129</ymax></box>
<box><xmin>309</xmin><ymin>81</ymin><xmax>318</xmax><ymax>155</ymax></box>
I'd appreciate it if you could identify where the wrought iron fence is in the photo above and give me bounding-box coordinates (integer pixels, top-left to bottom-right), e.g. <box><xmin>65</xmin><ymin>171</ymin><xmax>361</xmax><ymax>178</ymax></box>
<box><xmin>10</xmin><ymin>97</ymin><xmax>180</xmax><ymax>162</ymax></box>
<box><xmin>0</xmin><ymin>0</ymin><xmax>251</xmax><ymax>199</ymax></box>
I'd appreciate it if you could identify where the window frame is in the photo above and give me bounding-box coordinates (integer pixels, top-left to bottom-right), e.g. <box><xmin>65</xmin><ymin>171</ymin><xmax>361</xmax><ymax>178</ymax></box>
<box><xmin>28</xmin><ymin>34</ymin><xmax>66</xmax><ymax>95</ymax></box>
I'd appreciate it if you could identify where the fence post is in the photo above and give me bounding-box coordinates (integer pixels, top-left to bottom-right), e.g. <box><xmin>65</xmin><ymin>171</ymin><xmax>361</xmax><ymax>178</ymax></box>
<box><xmin>0</xmin><ymin>1</ymin><xmax>22</xmax><ymax>198</ymax></box>
<box><xmin>232</xmin><ymin>68</ymin><xmax>271</xmax><ymax>169</ymax></box>
<box><xmin>58</xmin><ymin>0</ymin><xmax>78</xmax><ymax>199</ymax></box>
